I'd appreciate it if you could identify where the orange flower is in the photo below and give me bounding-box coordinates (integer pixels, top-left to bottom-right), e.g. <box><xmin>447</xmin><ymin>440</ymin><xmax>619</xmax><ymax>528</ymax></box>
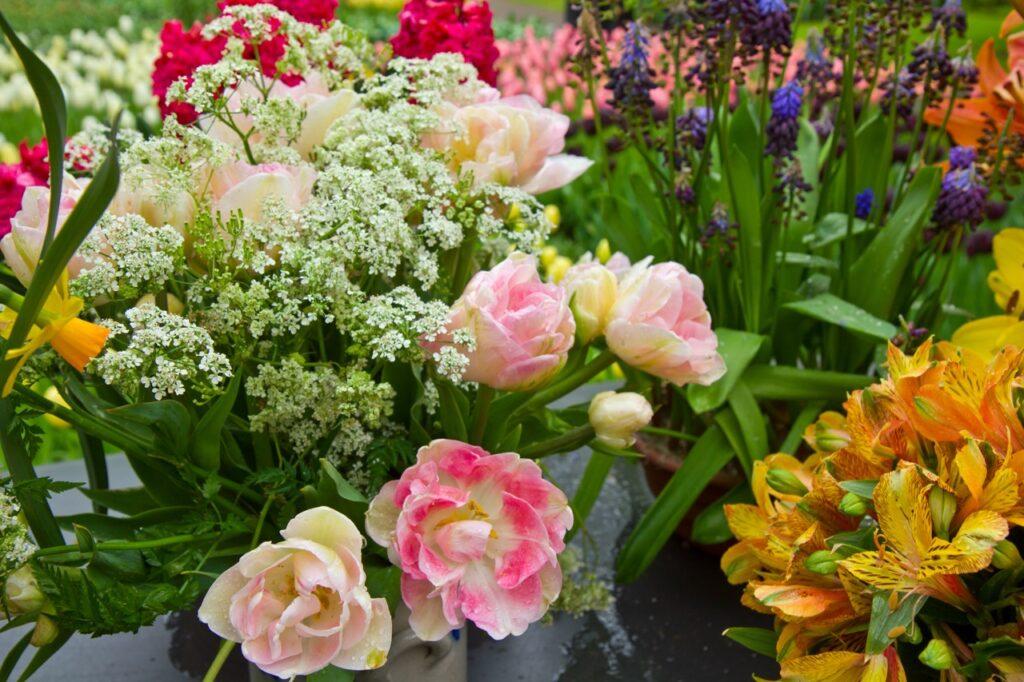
<box><xmin>924</xmin><ymin>11</ymin><xmax>1024</xmax><ymax>147</ymax></box>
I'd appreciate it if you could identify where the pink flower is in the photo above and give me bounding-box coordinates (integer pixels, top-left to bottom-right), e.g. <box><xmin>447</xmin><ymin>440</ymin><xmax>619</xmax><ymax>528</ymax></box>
<box><xmin>0</xmin><ymin>176</ymin><xmax>89</xmax><ymax>286</ymax></box>
<box><xmin>17</xmin><ymin>140</ymin><xmax>49</xmax><ymax>184</ymax></box>
<box><xmin>209</xmin><ymin>161</ymin><xmax>316</xmax><ymax>225</ymax></box>
<box><xmin>605</xmin><ymin>260</ymin><xmax>726</xmax><ymax>386</ymax></box>
<box><xmin>423</xmin><ymin>94</ymin><xmax>592</xmax><ymax>194</ymax></box>
<box><xmin>365</xmin><ymin>440</ymin><xmax>572</xmax><ymax>640</ymax></box>
<box><xmin>391</xmin><ymin>0</ymin><xmax>500</xmax><ymax>86</ymax></box>
<box><xmin>217</xmin><ymin>0</ymin><xmax>339</xmax><ymax>25</ymax></box>
<box><xmin>152</xmin><ymin>20</ymin><xmax>227</xmax><ymax>124</ymax></box>
<box><xmin>423</xmin><ymin>252</ymin><xmax>575</xmax><ymax>391</ymax></box>
<box><xmin>198</xmin><ymin>507</ymin><xmax>392</xmax><ymax>679</ymax></box>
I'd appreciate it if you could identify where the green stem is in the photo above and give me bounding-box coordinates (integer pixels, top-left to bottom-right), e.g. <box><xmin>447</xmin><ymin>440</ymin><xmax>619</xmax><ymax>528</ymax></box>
<box><xmin>565</xmin><ymin>449</ymin><xmax>614</xmax><ymax>543</ymax></box>
<box><xmin>641</xmin><ymin>426</ymin><xmax>698</xmax><ymax>443</ymax></box>
<box><xmin>251</xmin><ymin>496</ymin><xmax>273</xmax><ymax>548</ymax></box>
<box><xmin>468</xmin><ymin>385</ymin><xmax>495</xmax><ymax>445</ymax></box>
<box><xmin>203</xmin><ymin>639</ymin><xmax>237</xmax><ymax>682</ymax></box>
<box><xmin>513</xmin><ymin>350</ymin><xmax>616</xmax><ymax>419</ymax></box>
<box><xmin>0</xmin><ymin>399</ymin><xmax>64</xmax><ymax>547</ymax></box>
<box><xmin>518</xmin><ymin>425</ymin><xmax>595</xmax><ymax>459</ymax></box>
<box><xmin>34</xmin><ymin>531</ymin><xmax>225</xmax><ymax>558</ymax></box>
<box><xmin>186</xmin><ymin>463</ymin><xmax>264</xmax><ymax>505</ymax></box>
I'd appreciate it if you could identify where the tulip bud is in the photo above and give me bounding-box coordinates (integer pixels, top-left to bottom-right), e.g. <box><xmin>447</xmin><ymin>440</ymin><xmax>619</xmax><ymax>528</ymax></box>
<box><xmin>919</xmin><ymin>639</ymin><xmax>955</xmax><ymax>670</ymax></box>
<box><xmin>595</xmin><ymin>239</ymin><xmax>612</xmax><ymax>264</ymax></box>
<box><xmin>4</xmin><ymin>566</ymin><xmax>45</xmax><ymax>616</ymax></box>
<box><xmin>929</xmin><ymin>486</ymin><xmax>956</xmax><ymax>540</ymax></box>
<box><xmin>766</xmin><ymin>469</ymin><xmax>808</xmax><ymax>496</ymax></box>
<box><xmin>544</xmin><ymin>205</ymin><xmax>561</xmax><ymax>231</ymax></box>
<box><xmin>548</xmin><ymin>256</ymin><xmax>573</xmax><ymax>284</ymax></box>
<box><xmin>42</xmin><ymin>386</ymin><xmax>70</xmax><ymax>429</ymax></box>
<box><xmin>839</xmin><ymin>492</ymin><xmax>869</xmax><ymax>516</ymax></box>
<box><xmin>540</xmin><ymin>245</ymin><xmax>559</xmax><ymax>269</ymax></box>
<box><xmin>588</xmin><ymin>391</ymin><xmax>653</xmax><ymax>449</ymax></box>
<box><xmin>804</xmin><ymin>550</ymin><xmax>839</xmax><ymax>575</ymax></box>
<box><xmin>562</xmin><ymin>262</ymin><xmax>618</xmax><ymax>343</ymax></box>
<box><xmin>136</xmin><ymin>292</ymin><xmax>184</xmax><ymax>315</ymax></box>
<box><xmin>992</xmin><ymin>540</ymin><xmax>1023</xmax><ymax>570</ymax></box>
<box><xmin>30</xmin><ymin>614</ymin><xmax>59</xmax><ymax>648</ymax></box>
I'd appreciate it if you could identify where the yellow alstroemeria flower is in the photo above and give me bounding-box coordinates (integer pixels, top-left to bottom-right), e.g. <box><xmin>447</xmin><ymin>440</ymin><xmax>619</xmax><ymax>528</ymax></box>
<box><xmin>953</xmin><ymin>228</ymin><xmax>1024</xmax><ymax>358</ymax></box>
<box><xmin>0</xmin><ymin>274</ymin><xmax>109</xmax><ymax>396</ymax></box>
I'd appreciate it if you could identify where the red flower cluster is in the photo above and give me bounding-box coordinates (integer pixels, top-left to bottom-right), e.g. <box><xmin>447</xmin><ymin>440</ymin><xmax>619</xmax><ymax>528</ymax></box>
<box><xmin>152</xmin><ymin>0</ymin><xmax>339</xmax><ymax>124</ymax></box>
<box><xmin>390</xmin><ymin>0</ymin><xmax>500</xmax><ymax>85</ymax></box>
<box><xmin>217</xmin><ymin>0</ymin><xmax>338</xmax><ymax>26</ymax></box>
<box><xmin>0</xmin><ymin>140</ymin><xmax>48</xmax><ymax>238</ymax></box>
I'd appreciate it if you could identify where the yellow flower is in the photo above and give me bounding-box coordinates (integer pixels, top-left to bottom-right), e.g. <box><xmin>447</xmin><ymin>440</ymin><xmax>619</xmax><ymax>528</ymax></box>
<box><xmin>952</xmin><ymin>228</ymin><xmax>1024</xmax><ymax>358</ymax></box>
<box><xmin>0</xmin><ymin>274</ymin><xmax>109</xmax><ymax>396</ymax></box>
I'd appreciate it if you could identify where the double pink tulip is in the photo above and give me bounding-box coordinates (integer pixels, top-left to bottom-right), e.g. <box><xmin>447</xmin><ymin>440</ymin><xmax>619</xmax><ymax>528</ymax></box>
<box><xmin>366</xmin><ymin>439</ymin><xmax>573</xmax><ymax>640</ymax></box>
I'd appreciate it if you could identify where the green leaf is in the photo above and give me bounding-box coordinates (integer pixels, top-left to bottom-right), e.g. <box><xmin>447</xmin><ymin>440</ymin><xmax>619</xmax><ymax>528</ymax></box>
<box><xmin>838</xmin><ymin>480</ymin><xmax>878</xmax><ymax>498</ymax></box>
<box><xmin>16</xmin><ymin>629</ymin><xmax>72</xmax><ymax>682</ymax></box>
<box><xmin>0</xmin><ymin>630</ymin><xmax>32</xmax><ymax>681</ymax></box>
<box><xmin>307</xmin><ymin>668</ymin><xmax>356</xmax><ymax>682</ymax></box>
<box><xmin>364</xmin><ymin>563</ymin><xmax>401</xmax><ymax>612</ymax></box>
<box><xmin>714</xmin><ymin>410</ymin><xmax>751</xmax><ymax>477</ymax></box>
<box><xmin>191</xmin><ymin>368</ymin><xmax>243</xmax><ymax>470</ymax></box>
<box><xmin>616</xmin><ymin>425</ymin><xmax>734</xmax><ymax>582</ymax></box>
<box><xmin>435</xmin><ymin>380</ymin><xmax>468</xmax><ymax>442</ymax></box>
<box><xmin>320</xmin><ymin>459</ymin><xmax>367</xmax><ymax>504</ymax></box>
<box><xmin>566</xmin><ymin>450</ymin><xmax>615</xmax><ymax>543</ymax></box>
<box><xmin>743</xmin><ymin>365</ymin><xmax>872</xmax><ymax>402</ymax></box>
<box><xmin>686</xmin><ymin>329</ymin><xmax>766</xmax><ymax>413</ymax></box>
<box><xmin>730</xmin><ymin>145</ymin><xmax>764</xmax><ymax>332</ymax></box>
<box><xmin>108</xmin><ymin>401</ymin><xmax>192</xmax><ymax>458</ymax></box>
<box><xmin>803</xmin><ymin>213</ymin><xmax>870</xmax><ymax>249</ymax></box>
<box><xmin>78</xmin><ymin>487</ymin><xmax>159</xmax><ymax>516</ymax></box>
<box><xmin>779</xmin><ymin>401</ymin><xmax>824</xmax><ymax>455</ymax></box>
<box><xmin>0</xmin><ymin>10</ymin><xmax>67</xmax><ymax>253</ymax></box>
<box><xmin>0</xmin><ymin>400</ymin><xmax>63</xmax><ymax>547</ymax></box>
<box><xmin>727</xmin><ymin>380</ymin><xmax>769</xmax><ymax>466</ymax></box>
<box><xmin>691</xmin><ymin>484</ymin><xmax>754</xmax><ymax>545</ymax></box>
<box><xmin>723</xmin><ymin>627</ymin><xmax>778</xmax><ymax>659</ymax></box>
<box><xmin>961</xmin><ymin>637</ymin><xmax>1024</xmax><ymax>678</ymax></box>
<box><xmin>784</xmin><ymin>293</ymin><xmax>898</xmax><ymax>341</ymax></box>
<box><xmin>866</xmin><ymin>592</ymin><xmax>926</xmax><ymax>655</ymax></box>
<box><xmin>848</xmin><ymin>167</ymin><xmax>941</xmax><ymax>320</ymax></box>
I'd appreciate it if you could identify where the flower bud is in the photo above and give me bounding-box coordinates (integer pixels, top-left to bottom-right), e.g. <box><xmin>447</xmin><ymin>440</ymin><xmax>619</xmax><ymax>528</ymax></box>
<box><xmin>508</xmin><ymin>203</ymin><xmax>522</xmax><ymax>222</ymax></box>
<box><xmin>838</xmin><ymin>492</ymin><xmax>869</xmax><ymax>516</ymax></box>
<box><xmin>540</xmin><ymin>245</ymin><xmax>559</xmax><ymax>269</ymax></box>
<box><xmin>30</xmin><ymin>614</ymin><xmax>59</xmax><ymax>648</ymax></box>
<box><xmin>918</xmin><ymin>639</ymin><xmax>955</xmax><ymax>670</ymax></box>
<box><xmin>548</xmin><ymin>256</ymin><xmax>573</xmax><ymax>284</ymax></box>
<box><xmin>42</xmin><ymin>386</ymin><xmax>70</xmax><ymax>429</ymax></box>
<box><xmin>136</xmin><ymin>292</ymin><xmax>184</xmax><ymax>315</ymax></box>
<box><xmin>544</xmin><ymin>205</ymin><xmax>561</xmax><ymax>231</ymax></box>
<box><xmin>765</xmin><ymin>469</ymin><xmax>808</xmax><ymax>496</ymax></box>
<box><xmin>805</xmin><ymin>413</ymin><xmax>850</xmax><ymax>453</ymax></box>
<box><xmin>595</xmin><ymin>239</ymin><xmax>612</xmax><ymax>264</ymax></box>
<box><xmin>588</xmin><ymin>391</ymin><xmax>653</xmax><ymax>449</ymax></box>
<box><xmin>929</xmin><ymin>486</ymin><xmax>956</xmax><ymax>540</ymax></box>
<box><xmin>992</xmin><ymin>540</ymin><xmax>1023</xmax><ymax>570</ymax></box>
<box><xmin>561</xmin><ymin>262</ymin><xmax>618</xmax><ymax>343</ymax></box>
<box><xmin>804</xmin><ymin>550</ymin><xmax>839</xmax><ymax>575</ymax></box>
<box><xmin>4</xmin><ymin>566</ymin><xmax>44</xmax><ymax>616</ymax></box>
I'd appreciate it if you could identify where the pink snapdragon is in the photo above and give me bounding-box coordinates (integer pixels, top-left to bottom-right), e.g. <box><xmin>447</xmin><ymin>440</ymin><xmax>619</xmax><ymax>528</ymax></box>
<box><xmin>365</xmin><ymin>439</ymin><xmax>573</xmax><ymax>640</ymax></box>
<box><xmin>422</xmin><ymin>253</ymin><xmax>575</xmax><ymax>391</ymax></box>
<box><xmin>605</xmin><ymin>260</ymin><xmax>726</xmax><ymax>386</ymax></box>
<box><xmin>198</xmin><ymin>507</ymin><xmax>391</xmax><ymax>679</ymax></box>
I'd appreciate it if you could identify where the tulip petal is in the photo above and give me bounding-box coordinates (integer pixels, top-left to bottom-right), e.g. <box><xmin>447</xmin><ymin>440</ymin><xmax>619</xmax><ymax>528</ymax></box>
<box><xmin>197</xmin><ymin>565</ymin><xmax>248</xmax><ymax>642</ymax></box>
<box><xmin>282</xmin><ymin>506</ymin><xmax>363</xmax><ymax>560</ymax></box>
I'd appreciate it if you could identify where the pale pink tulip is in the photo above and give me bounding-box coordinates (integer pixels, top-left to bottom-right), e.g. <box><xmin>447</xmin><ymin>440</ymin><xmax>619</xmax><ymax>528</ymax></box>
<box><xmin>0</xmin><ymin>175</ymin><xmax>88</xmax><ymax>286</ymax></box>
<box><xmin>605</xmin><ymin>261</ymin><xmax>725</xmax><ymax>386</ymax></box>
<box><xmin>209</xmin><ymin>161</ymin><xmax>316</xmax><ymax>226</ymax></box>
<box><xmin>423</xmin><ymin>252</ymin><xmax>575</xmax><ymax>391</ymax></box>
<box><xmin>198</xmin><ymin>507</ymin><xmax>392</xmax><ymax>679</ymax></box>
<box><xmin>365</xmin><ymin>439</ymin><xmax>572</xmax><ymax>641</ymax></box>
<box><xmin>423</xmin><ymin>94</ymin><xmax>592</xmax><ymax>194</ymax></box>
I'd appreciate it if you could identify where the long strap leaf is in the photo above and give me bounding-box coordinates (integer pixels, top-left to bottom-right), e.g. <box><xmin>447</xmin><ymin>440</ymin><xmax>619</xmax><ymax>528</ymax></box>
<box><xmin>0</xmin><ymin>11</ymin><xmax>67</xmax><ymax>255</ymax></box>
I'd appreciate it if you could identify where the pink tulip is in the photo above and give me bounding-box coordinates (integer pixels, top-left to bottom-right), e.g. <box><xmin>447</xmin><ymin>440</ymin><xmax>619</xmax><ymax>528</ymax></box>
<box><xmin>423</xmin><ymin>94</ymin><xmax>592</xmax><ymax>194</ymax></box>
<box><xmin>605</xmin><ymin>260</ymin><xmax>726</xmax><ymax>386</ymax></box>
<box><xmin>209</xmin><ymin>161</ymin><xmax>316</xmax><ymax>226</ymax></box>
<box><xmin>423</xmin><ymin>252</ymin><xmax>575</xmax><ymax>391</ymax></box>
<box><xmin>198</xmin><ymin>507</ymin><xmax>392</xmax><ymax>679</ymax></box>
<box><xmin>365</xmin><ymin>439</ymin><xmax>573</xmax><ymax>641</ymax></box>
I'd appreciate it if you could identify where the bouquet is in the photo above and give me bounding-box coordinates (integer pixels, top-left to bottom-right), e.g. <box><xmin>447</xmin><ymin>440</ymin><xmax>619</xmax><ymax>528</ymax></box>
<box><xmin>722</xmin><ymin>340</ymin><xmax>1024</xmax><ymax>680</ymax></box>
<box><xmin>0</xmin><ymin>1</ymin><xmax>728</xmax><ymax>679</ymax></box>
<box><xmin>546</xmin><ymin>0</ymin><xmax>1024</xmax><ymax>586</ymax></box>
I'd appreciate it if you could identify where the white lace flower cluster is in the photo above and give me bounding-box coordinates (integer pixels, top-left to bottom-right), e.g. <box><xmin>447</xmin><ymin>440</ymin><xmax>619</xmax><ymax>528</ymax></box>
<box><xmin>246</xmin><ymin>359</ymin><xmax>394</xmax><ymax>457</ymax></box>
<box><xmin>0</xmin><ymin>16</ymin><xmax>159</xmax><ymax>129</ymax></box>
<box><xmin>0</xmin><ymin>486</ymin><xmax>34</xmax><ymax>584</ymax></box>
<box><xmin>92</xmin><ymin>305</ymin><xmax>231</xmax><ymax>402</ymax></box>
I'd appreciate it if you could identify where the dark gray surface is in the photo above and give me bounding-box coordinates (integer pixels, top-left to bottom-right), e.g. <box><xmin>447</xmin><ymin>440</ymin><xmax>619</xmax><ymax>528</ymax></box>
<box><xmin>3</xmin><ymin>437</ymin><xmax>772</xmax><ymax>681</ymax></box>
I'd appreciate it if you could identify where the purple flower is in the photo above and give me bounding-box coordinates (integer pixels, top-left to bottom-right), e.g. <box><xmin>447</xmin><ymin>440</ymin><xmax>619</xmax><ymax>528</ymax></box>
<box><xmin>678</xmin><ymin>106</ymin><xmax>713</xmax><ymax>150</ymax></box>
<box><xmin>606</xmin><ymin>22</ymin><xmax>656</xmax><ymax>113</ymax></box>
<box><xmin>932</xmin><ymin>156</ymin><xmax>988</xmax><ymax>231</ymax></box>
<box><xmin>949</xmin><ymin>146</ymin><xmax>976</xmax><ymax>170</ymax></box>
<box><xmin>766</xmin><ymin>81</ymin><xmax>803</xmax><ymax>158</ymax></box>
<box><xmin>855</xmin><ymin>189</ymin><xmax>875</xmax><ymax>219</ymax></box>
<box><xmin>965</xmin><ymin>229</ymin><xmax>994</xmax><ymax>257</ymax></box>
<box><xmin>929</xmin><ymin>0</ymin><xmax>967</xmax><ymax>37</ymax></box>
<box><xmin>743</xmin><ymin>0</ymin><xmax>792</xmax><ymax>53</ymax></box>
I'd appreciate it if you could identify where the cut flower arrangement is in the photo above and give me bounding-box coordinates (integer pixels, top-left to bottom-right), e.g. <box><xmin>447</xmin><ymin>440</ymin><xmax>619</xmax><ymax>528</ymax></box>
<box><xmin>0</xmin><ymin>1</ymin><xmax>728</xmax><ymax>679</ymax></box>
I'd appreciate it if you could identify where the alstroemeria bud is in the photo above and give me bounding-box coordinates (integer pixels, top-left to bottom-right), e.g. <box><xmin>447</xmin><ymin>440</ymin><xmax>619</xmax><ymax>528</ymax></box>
<box><xmin>561</xmin><ymin>262</ymin><xmax>618</xmax><ymax>343</ymax></box>
<box><xmin>919</xmin><ymin>639</ymin><xmax>955</xmax><ymax>670</ymax></box>
<box><xmin>4</xmin><ymin>566</ymin><xmax>44</xmax><ymax>616</ymax></box>
<box><xmin>805</xmin><ymin>550</ymin><xmax>839</xmax><ymax>575</ymax></box>
<box><xmin>766</xmin><ymin>469</ymin><xmax>808</xmax><ymax>496</ymax></box>
<box><xmin>929</xmin><ymin>486</ymin><xmax>956</xmax><ymax>540</ymax></box>
<box><xmin>839</xmin><ymin>492</ymin><xmax>869</xmax><ymax>516</ymax></box>
<box><xmin>588</xmin><ymin>391</ymin><xmax>653</xmax><ymax>449</ymax></box>
<box><xmin>30</xmin><ymin>614</ymin><xmax>59</xmax><ymax>647</ymax></box>
<box><xmin>806</xmin><ymin>413</ymin><xmax>850</xmax><ymax>453</ymax></box>
<box><xmin>992</xmin><ymin>540</ymin><xmax>1023</xmax><ymax>570</ymax></box>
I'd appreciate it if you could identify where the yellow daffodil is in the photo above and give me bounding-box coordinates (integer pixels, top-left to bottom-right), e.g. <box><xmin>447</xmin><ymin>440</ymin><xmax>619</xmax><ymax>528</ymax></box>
<box><xmin>952</xmin><ymin>228</ymin><xmax>1024</xmax><ymax>358</ymax></box>
<box><xmin>0</xmin><ymin>274</ymin><xmax>109</xmax><ymax>396</ymax></box>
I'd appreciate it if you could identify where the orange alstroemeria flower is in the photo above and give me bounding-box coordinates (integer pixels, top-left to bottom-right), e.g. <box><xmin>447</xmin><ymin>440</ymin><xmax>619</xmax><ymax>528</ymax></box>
<box><xmin>924</xmin><ymin>11</ymin><xmax>1024</xmax><ymax>148</ymax></box>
